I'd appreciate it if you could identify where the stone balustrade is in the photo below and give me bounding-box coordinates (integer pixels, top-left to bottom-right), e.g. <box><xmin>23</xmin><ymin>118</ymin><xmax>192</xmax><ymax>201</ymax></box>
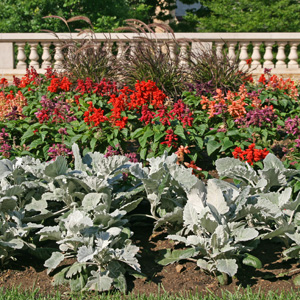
<box><xmin>1</xmin><ymin>32</ymin><xmax>300</xmax><ymax>81</ymax></box>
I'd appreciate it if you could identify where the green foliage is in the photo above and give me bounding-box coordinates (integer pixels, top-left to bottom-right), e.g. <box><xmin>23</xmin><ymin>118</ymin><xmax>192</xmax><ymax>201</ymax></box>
<box><xmin>176</xmin><ymin>0</ymin><xmax>300</xmax><ymax>32</ymax></box>
<box><xmin>0</xmin><ymin>0</ymin><xmax>177</xmax><ymax>33</ymax></box>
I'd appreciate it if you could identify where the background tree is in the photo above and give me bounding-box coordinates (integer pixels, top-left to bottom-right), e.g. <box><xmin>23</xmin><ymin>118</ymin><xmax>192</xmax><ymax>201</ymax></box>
<box><xmin>174</xmin><ymin>0</ymin><xmax>300</xmax><ymax>32</ymax></box>
<box><xmin>0</xmin><ymin>0</ymin><xmax>176</xmax><ymax>32</ymax></box>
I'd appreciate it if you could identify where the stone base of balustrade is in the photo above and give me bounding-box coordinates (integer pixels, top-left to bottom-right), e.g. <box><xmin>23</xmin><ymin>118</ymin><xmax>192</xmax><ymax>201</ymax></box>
<box><xmin>2</xmin><ymin>68</ymin><xmax>300</xmax><ymax>84</ymax></box>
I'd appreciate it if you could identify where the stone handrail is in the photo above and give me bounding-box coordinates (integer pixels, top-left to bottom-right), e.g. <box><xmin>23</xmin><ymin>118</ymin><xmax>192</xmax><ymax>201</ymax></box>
<box><xmin>1</xmin><ymin>32</ymin><xmax>300</xmax><ymax>80</ymax></box>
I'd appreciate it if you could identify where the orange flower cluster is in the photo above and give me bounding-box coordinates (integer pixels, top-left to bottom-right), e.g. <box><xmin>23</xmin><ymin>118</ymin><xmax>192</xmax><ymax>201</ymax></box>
<box><xmin>0</xmin><ymin>90</ymin><xmax>27</xmax><ymax>121</ymax></box>
<box><xmin>232</xmin><ymin>143</ymin><xmax>269</xmax><ymax>165</ymax></box>
<box><xmin>200</xmin><ymin>85</ymin><xmax>248</xmax><ymax>119</ymax></box>
<box><xmin>259</xmin><ymin>74</ymin><xmax>299</xmax><ymax>101</ymax></box>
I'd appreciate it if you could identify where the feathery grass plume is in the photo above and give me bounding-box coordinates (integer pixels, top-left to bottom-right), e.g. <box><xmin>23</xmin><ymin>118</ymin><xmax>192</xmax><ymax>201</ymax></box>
<box><xmin>42</xmin><ymin>15</ymin><xmax>118</xmax><ymax>83</ymax></box>
<box><xmin>116</xmin><ymin>19</ymin><xmax>185</xmax><ymax>100</ymax></box>
<box><xmin>188</xmin><ymin>42</ymin><xmax>252</xmax><ymax>94</ymax></box>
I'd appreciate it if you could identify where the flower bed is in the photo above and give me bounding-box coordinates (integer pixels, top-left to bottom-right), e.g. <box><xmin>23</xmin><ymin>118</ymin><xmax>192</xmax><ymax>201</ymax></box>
<box><xmin>1</xmin><ymin>67</ymin><xmax>300</xmax><ymax>293</ymax></box>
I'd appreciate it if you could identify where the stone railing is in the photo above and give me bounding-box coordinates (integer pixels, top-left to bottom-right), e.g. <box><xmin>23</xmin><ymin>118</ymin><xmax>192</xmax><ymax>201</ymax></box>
<box><xmin>1</xmin><ymin>32</ymin><xmax>300</xmax><ymax>81</ymax></box>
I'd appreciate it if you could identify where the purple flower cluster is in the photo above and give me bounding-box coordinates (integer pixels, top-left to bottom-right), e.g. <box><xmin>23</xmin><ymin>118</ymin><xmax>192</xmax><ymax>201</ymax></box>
<box><xmin>186</xmin><ymin>80</ymin><xmax>215</xmax><ymax>96</ymax></box>
<box><xmin>35</xmin><ymin>95</ymin><xmax>77</xmax><ymax>124</ymax></box>
<box><xmin>0</xmin><ymin>128</ymin><xmax>11</xmax><ymax>158</ymax></box>
<box><xmin>235</xmin><ymin>106</ymin><xmax>277</xmax><ymax>127</ymax></box>
<box><xmin>48</xmin><ymin>143</ymin><xmax>73</xmax><ymax>160</ymax></box>
<box><xmin>104</xmin><ymin>145</ymin><xmax>139</xmax><ymax>163</ymax></box>
<box><xmin>284</xmin><ymin>116</ymin><xmax>300</xmax><ymax>135</ymax></box>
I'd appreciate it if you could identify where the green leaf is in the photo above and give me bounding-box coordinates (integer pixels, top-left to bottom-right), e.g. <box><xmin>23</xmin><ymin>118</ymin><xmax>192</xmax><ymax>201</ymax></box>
<box><xmin>71</xmin><ymin>134</ymin><xmax>83</xmax><ymax>144</ymax></box>
<box><xmin>174</xmin><ymin>125</ymin><xmax>186</xmax><ymax>140</ymax></box>
<box><xmin>242</xmin><ymin>253</ymin><xmax>262</xmax><ymax>269</ymax></box>
<box><xmin>140</xmin><ymin>148</ymin><xmax>148</xmax><ymax>160</ymax></box>
<box><xmin>29</xmin><ymin>139</ymin><xmax>44</xmax><ymax>150</ymax></box>
<box><xmin>131</xmin><ymin>128</ymin><xmax>144</xmax><ymax>139</ymax></box>
<box><xmin>21</xmin><ymin>127</ymin><xmax>35</xmax><ymax>142</ymax></box>
<box><xmin>206</xmin><ymin>140</ymin><xmax>221</xmax><ymax>156</ymax></box>
<box><xmin>220</xmin><ymin>137</ymin><xmax>233</xmax><ymax>152</ymax></box>
<box><xmin>294</xmin><ymin>274</ymin><xmax>300</xmax><ymax>286</ymax></box>
<box><xmin>90</xmin><ymin>137</ymin><xmax>97</xmax><ymax>152</ymax></box>
<box><xmin>138</xmin><ymin>127</ymin><xmax>154</xmax><ymax>148</ymax></box>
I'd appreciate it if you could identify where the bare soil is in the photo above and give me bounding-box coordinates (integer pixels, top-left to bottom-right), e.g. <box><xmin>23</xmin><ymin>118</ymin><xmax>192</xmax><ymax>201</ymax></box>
<box><xmin>1</xmin><ymin>224</ymin><xmax>300</xmax><ymax>298</ymax></box>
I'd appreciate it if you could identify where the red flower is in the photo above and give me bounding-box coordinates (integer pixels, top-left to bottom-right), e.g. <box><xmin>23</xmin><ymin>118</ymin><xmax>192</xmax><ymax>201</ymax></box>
<box><xmin>258</xmin><ymin>74</ymin><xmax>267</xmax><ymax>85</ymax></box>
<box><xmin>232</xmin><ymin>143</ymin><xmax>269</xmax><ymax>165</ymax></box>
<box><xmin>161</xmin><ymin>129</ymin><xmax>178</xmax><ymax>148</ymax></box>
<box><xmin>246</xmin><ymin>58</ymin><xmax>252</xmax><ymax>65</ymax></box>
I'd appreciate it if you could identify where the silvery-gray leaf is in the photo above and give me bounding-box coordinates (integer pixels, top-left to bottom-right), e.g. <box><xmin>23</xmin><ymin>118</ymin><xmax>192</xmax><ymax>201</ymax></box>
<box><xmin>282</xmin><ymin>191</ymin><xmax>300</xmax><ymax>214</ymax></box>
<box><xmin>77</xmin><ymin>245</ymin><xmax>95</xmax><ymax>262</ymax></box>
<box><xmin>154</xmin><ymin>207</ymin><xmax>183</xmax><ymax>231</ymax></box>
<box><xmin>129</xmin><ymin>163</ymin><xmax>149</xmax><ymax>179</ymax></box>
<box><xmin>107</xmin><ymin>227</ymin><xmax>122</xmax><ymax>236</ymax></box>
<box><xmin>44</xmin><ymin>156</ymin><xmax>68</xmax><ymax>178</ymax></box>
<box><xmin>262</xmin><ymin>153</ymin><xmax>284</xmax><ymax>171</ymax></box>
<box><xmin>82</xmin><ymin>193</ymin><xmax>111</xmax><ymax>211</ymax></box>
<box><xmin>234</xmin><ymin>227</ymin><xmax>258</xmax><ymax>242</ymax></box>
<box><xmin>186</xmin><ymin>235</ymin><xmax>206</xmax><ymax>246</ymax></box>
<box><xmin>95</xmin><ymin>232</ymin><xmax>111</xmax><ymax>250</ymax></box>
<box><xmin>183</xmin><ymin>202</ymin><xmax>199</xmax><ymax>232</ymax></box>
<box><xmin>119</xmin><ymin>197</ymin><xmax>143</xmax><ymax>213</ymax></box>
<box><xmin>25</xmin><ymin>198</ymin><xmax>48</xmax><ymax>214</ymax></box>
<box><xmin>66</xmin><ymin>262</ymin><xmax>85</xmax><ymax>278</ymax></box>
<box><xmin>118</xmin><ymin>243</ymin><xmax>140</xmax><ymax>272</ymax></box>
<box><xmin>216</xmin><ymin>157</ymin><xmax>259</xmax><ymax>185</ymax></box>
<box><xmin>198</xmin><ymin>209</ymin><xmax>218</xmax><ymax>234</ymax></box>
<box><xmin>72</xmin><ymin>144</ymin><xmax>87</xmax><ymax>172</ymax></box>
<box><xmin>167</xmin><ymin>234</ymin><xmax>187</xmax><ymax>244</ymax></box>
<box><xmin>258</xmin><ymin>169</ymin><xmax>287</xmax><ymax>190</ymax></box>
<box><xmin>186</xmin><ymin>180</ymin><xmax>206</xmax><ymax>213</ymax></box>
<box><xmin>0</xmin><ymin>159</ymin><xmax>13</xmax><ymax>180</ymax></box>
<box><xmin>0</xmin><ymin>238</ymin><xmax>24</xmax><ymax>249</ymax></box>
<box><xmin>262</xmin><ymin>224</ymin><xmax>294</xmax><ymax>240</ymax></box>
<box><xmin>197</xmin><ymin>259</ymin><xmax>209</xmax><ymax>270</ymax></box>
<box><xmin>285</xmin><ymin>232</ymin><xmax>300</xmax><ymax>245</ymax></box>
<box><xmin>283</xmin><ymin>245</ymin><xmax>300</xmax><ymax>258</ymax></box>
<box><xmin>169</xmin><ymin>164</ymin><xmax>199</xmax><ymax>193</ymax></box>
<box><xmin>64</xmin><ymin>210</ymin><xmax>93</xmax><ymax>235</ymax></box>
<box><xmin>0</xmin><ymin>196</ymin><xmax>17</xmax><ymax>212</ymax></box>
<box><xmin>206</xmin><ymin>180</ymin><xmax>229</xmax><ymax>215</ymax></box>
<box><xmin>210</xmin><ymin>225</ymin><xmax>229</xmax><ymax>249</ymax></box>
<box><xmin>37</xmin><ymin>226</ymin><xmax>61</xmax><ymax>241</ymax></box>
<box><xmin>216</xmin><ymin>258</ymin><xmax>238</xmax><ymax>277</ymax></box>
<box><xmin>256</xmin><ymin>197</ymin><xmax>282</xmax><ymax>218</ymax></box>
<box><xmin>86</xmin><ymin>270</ymin><xmax>113</xmax><ymax>292</ymax></box>
<box><xmin>44</xmin><ymin>251</ymin><xmax>65</xmax><ymax>274</ymax></box>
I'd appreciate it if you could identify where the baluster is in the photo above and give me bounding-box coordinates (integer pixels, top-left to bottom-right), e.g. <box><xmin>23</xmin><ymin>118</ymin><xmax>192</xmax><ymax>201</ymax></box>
<box><xmin>288</xmin><ymin>42</ymin><xmax>299</xmax><ymax>69</ymax></box>
<box><xmin>227</xmin><ymin>42</ymin><xmax>236</xmax><ymax>65</ymax></box>
<box><xmin>179</xmin><ymin>42</ymin><xmax>189</xmax><ymax>68</ymax></box>
<box><xmin>16</xmin><ymin>42</ymin><xmax>27</xmax><ymax>69</ymax></box>
<box><xmin>130</xmin><ymin>42</ymin><xmax>136</xmax><ymax>58</ymax></box>
<box><xmin>169</xmin><ymin>42</ymin><xmax>177</xmax><ymax>63</ymax></box>
<box><xmin>116</xmin><ymin>41</ymin><xmax>126</xmax><ymax>63</ymax></box>
<box><xmin>41</xmin><ymin>42</ymin><xmax>52</xmax><ymax>69</ymax></box>
<box><xmin>239</xmin><ymin>42</ymin><xmax>249</xmax><ymax>70</ymax></box>
<box><xmin>215</xmin><ymin>42</ymin><xmax>224</xmax><ymax>58</ymax></box>
<box><xmin>54</xmin><ymin>42</ymin><xmax>64</xmax><ymax>70</ymax></box>
<box><xmin>276</xmin><ymin>42</ymin><xmax>287</xmax><ymax>68</ymax></box>
<box><xmin>29</xmin><ymin>43</ymin><xmax>40</xmax><ymax>69</ymax></box>
<box><xmin>263</xmin><ymin>42</ymin><xmax>274</xmax><ymax>69</ymax></box>
<box><xmin>105</xmin><ymin>42</ymin><xmax>113</xmax><ymax>65</ymax></box>
<box><xmin>251</xmin><ymin>42</ymin><xmax>262</xmax><ymax>68</ymax></box>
